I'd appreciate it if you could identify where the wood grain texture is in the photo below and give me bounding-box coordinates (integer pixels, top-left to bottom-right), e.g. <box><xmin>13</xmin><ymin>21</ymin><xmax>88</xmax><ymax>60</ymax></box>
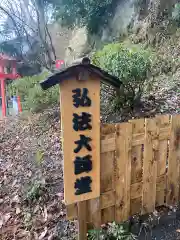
<box><xmin>78</xmin><ymin>201</ymin><xmax>87</xmax><ymax>240</ymax></box>
<box><xmin>66</xmin><ymin>204</ymin><xmax>77</xmax><ymax>220</ymax></box>
<box><xmin>115</xmin><ymin>122</ymin><xmax>132</xmax><ymax>222</ymax></box>
<box><xmin>129</xmin><ymin>119</ymin><xmax>144</xmax><ymax>184</ymax></box>
<box><xmin>66</xmin><ymin>115</ymin><xmax>180</xmax><ymax>233</ymax></box>
<box><xmin>67</xmin><ymin>176</ymin><xmax>166</xmax><ymax>219</ymax></box>
<box><xmin>142</xmin><ymin>118</ymin><xmax>158</xmax><ymax>213</ymax></box>
<box><xmin>100</xmin><ymin>124</ymin><xmax>115</xmax><ymax>223</ymax></box>
<box><xmin>102</xmin><ymin>206</ymin><xmax>115</xmax><ymax>224</ymax></box>
<box><xmin>60</xmin><ymin>76</ymin><xmax>100</xmax><ymax>204</ymax></box>
<box><xmin>156</xmin><ymin>115</ymin><xmax>170</xmax><ymax>206</ymax></box>
<box><xmin>166</xmin><ymin>115</ymin><xmax>180</xmax><ymax>205</ymax></box>
<box><xmin>88</xmin><ymin>198</ymin><xmax>101</xmax><ymax>228</ymax></box>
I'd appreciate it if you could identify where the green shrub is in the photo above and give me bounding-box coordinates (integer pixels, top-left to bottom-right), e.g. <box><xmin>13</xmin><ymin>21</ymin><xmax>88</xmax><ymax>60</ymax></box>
<box><xmin>172</xmin><ymin>3</ymin><xmax>180</xmax><ymax>26</ymax></box>
<box><xmin>8</xmin><ymin>72</ymin><xmax>48</xmax><ymax>100</ymax></box>
<box><xmin>25</xmin><ymin>84</ymin><xmax>59</xmax><ymax>112</ymax></box>
<box><xmin>26</xmin><ymin>181</ymin><xmax>42</xmax><ymax>202</ymax></box>
<box><xmin>92</xmin><ymin>43</ymin><xmax>151</xmax><ymax>111</ymax></box>
<box><xmin>8</xmin><ymin>71</ymin><xmax>59</xmax><ymax>112</ymax></box>
<box><xmin>88</xmin><ymin>222</ymin><xmax>137</xmax><ymax>240</ymax></box>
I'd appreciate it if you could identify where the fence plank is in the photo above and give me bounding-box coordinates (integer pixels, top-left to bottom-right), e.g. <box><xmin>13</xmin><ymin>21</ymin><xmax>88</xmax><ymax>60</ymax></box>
<box><xmin>101</xmin><ymin>138</ymin><xmax>115</xmax><ymax>153</ymax></box>
<box><xmin>101</xmin><ymin>124</ymin><xmax>116</xmax><ymax>137</ymax></box>
<box><xmin>166</xmin><ymin>115</ymin><xmax>180</xmax><ymax>205</ymax></box>
<box><xmin>131</xmin><ymin>198</ymin><xmax>142</xmax><ymax>215</ymax></box>
<box><xmin>142</xmin><ymin>118</ymin><xmax>158</xmax><ymax>213</ymax></box>
<box><xmin>129</xmin><ymin>119</ymin><xmax>144</xmax><ymax>215</ymax></box>
<box><xmin>131</xmin><ymin>182</ymin><xmax>142</xmax><ymax>199</ymax></box>
<box><xmin>130</xmin><ymin>119</ymin><xmax>144</xmax><ymax>184</ymax></box>
<box><xmin>88</xmin><ymin>198</ymin><xmax>101</xmax><ymax>228</ymax></box>
<box><xmin>131</xmin><ymin>127</ymin><xmax>170</xmax><ymax>146</ymax></box>
<box><xmin>115</xmin><ymin>123</ymin><xmax>132</xmax><ymax>222</ymax></box>
<box><xmin>100</xmin><ymin>124</ymin><xmax>116</xmax><ymax>223</ymax></box>
<box><xmin>157</xmin><ymin>115</ymin><xmax>170</xmax><ymax>176</ymax></box>
<box><xmin>101</xmin><ymin>191</ymin><xmax>115</xmax><ymax>209</ymax></box>
<box><xmin>66</xmin><ymin>204</ymin><xmax>77</xmax><ymax>220</ymax></box>
<box><xmin>101</xmin><ymin>151</ymin><xmax>115</xmax><ymax>192</ymax></box>
<box><xmin>156</xmin><ymin>115</ymin><xmax>170</xmax><ymax>206</ymax></box>
<box><xmin>102</xmin><ymin>206</ymin><xmax>115</xmax><ymax>224</ymax></box>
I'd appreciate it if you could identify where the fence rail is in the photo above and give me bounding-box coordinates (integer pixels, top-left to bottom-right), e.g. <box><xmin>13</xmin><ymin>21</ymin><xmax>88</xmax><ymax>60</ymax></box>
<box><xmin>66</xmin><ymin>114</ymin><xmax>180</xmax><ymax>239</ymax></box>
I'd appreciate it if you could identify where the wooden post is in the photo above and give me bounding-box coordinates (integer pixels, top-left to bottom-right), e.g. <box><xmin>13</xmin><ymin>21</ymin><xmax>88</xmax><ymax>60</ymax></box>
<box><xmin>78</xmin><ymin>201</ymin><xmax>87</xmax><ymax>240</ymax></box>
<box><xmin>167</xmin><ymin>115</ymin><xmax>180</xmax><ymax>205</ymax></box>
<box><xmin>1</xmin><ymin>78</ymin><xmax>6</xmax><ymax>117</ymax></box>
<box><xmin>17</xmin><ymin>96</ymin><xmax>22</xmax><ymax>113</ymax></box>
<box><xmin>115</xmin><ymin>123</ymin><xmax>132</xmax><ymax>222</ymax></box>
<box><xmin>40</xmin><ymin>57</ymin><xmax>122</xmax><ymax>239</ymax></box>
<box><xmin>0</xmin><ymin>59</ymin><xmax>20</xmax><ymax>117</ymax></box>
<box><xmin>0</xmin><ymin>61</ymin><xmax>6</xmax><ymax>117</ymax></box>
<box><xmin>142</xmin><ymin>118</ymin><xmax>158</xmax><ymax>213</ymax></box>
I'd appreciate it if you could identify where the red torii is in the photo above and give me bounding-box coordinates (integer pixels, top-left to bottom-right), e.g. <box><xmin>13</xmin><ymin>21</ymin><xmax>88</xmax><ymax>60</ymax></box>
<box><xmin>0</xmin><ymin>54</ymin><xmax>20</xmax><ymax>117</ymax></box>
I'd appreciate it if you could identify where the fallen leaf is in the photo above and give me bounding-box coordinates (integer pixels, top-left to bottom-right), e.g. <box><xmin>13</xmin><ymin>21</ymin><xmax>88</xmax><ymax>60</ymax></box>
<box><xmin>60</xmin><ymin>211</ymin><xmax>65</xmax><ymax>217</ymax></box>
<box><xmin>16</xmin><ymin>207</ymin><xmax>21</xmax><ymax>214</ymax></box>
<box><xmin>56</xmin><ymin>192</ymin><xmax>64</xmax><ymax>200</ymax></box>
<box><xmin>43</xmin><ymin>207</ymin><xmax>48</xmax><ymax>222</ymax></box>
<box><xmin>34</xmin><ymin>205</ymin><xmax>40</xmax><ymax>214</ymax></box>
<box><xmin>0</xmin><ymin>219</ymin><xmax>3</xmax><ymax>229</ymax></box>
<box><xmin>27</xmin><ymin>171</ymin><xmax>32</xmax><ymax>177</ymax></box>
<box><xmin>39</xmin><ymin>227</ymin><xmax>48</xmax><ymax>240</ymax></box>
<box><xmin>34</xmin><ymin>232</ymin><xmax>39</xmax><ymax>240</ymax></box>
<box><xmin>36</xmin><ymin>150</ymin><xmax>44</xmax><ymax>165</ymax></box>
<box><xmin>48</xmin><ymin>234</ymin><xmax>54</xmax><ymax>240</ymax></box>
<box><xmin>17</xmin><ymin>229</ymin><xmax>30</xmax><ymax>238</ymax></box>
<box><xmin>12</xmin><ymin>180</ymin><xmax>17</xmax><ymax>187</ymax></box>
<box><xmin>12</xmin><ymin>195</ymin><xmax>20</xmax><ymax>203</ymax></box>
<box><xmin>4</xmin><ymin>213</ymin><xmax>11</xmax><ymax>224</ymax></box>
<box><xmin>14</xmin><ymin>145</ymin><xmax>21</xmax><ymax>150</ymax></box>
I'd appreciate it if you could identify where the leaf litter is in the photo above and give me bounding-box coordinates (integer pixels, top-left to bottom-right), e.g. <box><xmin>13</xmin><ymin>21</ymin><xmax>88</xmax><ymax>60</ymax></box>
<box><xmin>0</xmin><ymin>107</ymin><xmax>77</xmax><ymax>240</ymax></box>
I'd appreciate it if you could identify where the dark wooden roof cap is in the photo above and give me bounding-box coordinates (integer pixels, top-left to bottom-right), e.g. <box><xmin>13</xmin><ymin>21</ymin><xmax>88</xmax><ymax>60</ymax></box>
<box><xmin>40</xmin><ymin>57</ymin><xmax>122</xmax><ymax>90</ymax></box>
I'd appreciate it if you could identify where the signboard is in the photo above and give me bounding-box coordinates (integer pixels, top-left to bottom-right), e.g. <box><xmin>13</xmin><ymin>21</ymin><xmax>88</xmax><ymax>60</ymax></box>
<box><xmin>60</xmin><ymin>75</ymin><xmax>100</xmax><ymax>204</ymax></box>
<box><xmin>40</xmin><ymin>57</ymin><xmax>121</xmax><ymax>205</ymax></box>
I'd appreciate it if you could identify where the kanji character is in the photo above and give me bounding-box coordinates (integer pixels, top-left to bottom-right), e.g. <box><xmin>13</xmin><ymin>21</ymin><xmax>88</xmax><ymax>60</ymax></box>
<box><xmin>74</xmin><ymin>176</ymin><xmax>92</xmax><ymax>195</ymax></box>
<box><xmin>74</xmin><ymin>155</ymin><xmax>92</xmax><ymax>175</ymax></box>
<box><xmin>74</xmin><ymin>135</ymin><xmax>92</xmax><ymax>153</ymax></box>
<box><xmin>73</xmin><ymin>112</ymin><xmax>92</xmax><ymax>131</ymax></box>
<box><xmin>72</xmin><ymin>88</ymin><xmax>91</xmax><ymax>108</ymax></box>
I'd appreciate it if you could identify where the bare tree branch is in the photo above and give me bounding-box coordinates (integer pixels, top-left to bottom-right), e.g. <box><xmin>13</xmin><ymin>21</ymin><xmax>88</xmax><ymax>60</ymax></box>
<box><xmin>0</xmin><ymin>0</ymin><xmax>56</xmax><ymax>70</ymax></box>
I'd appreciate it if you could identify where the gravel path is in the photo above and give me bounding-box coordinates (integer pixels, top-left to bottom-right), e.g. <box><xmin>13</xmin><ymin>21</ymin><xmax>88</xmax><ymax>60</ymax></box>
<box><xmin>138</xmin><ymin>217</ymin><xmax>180</xmax><ymax>240</ymax></box>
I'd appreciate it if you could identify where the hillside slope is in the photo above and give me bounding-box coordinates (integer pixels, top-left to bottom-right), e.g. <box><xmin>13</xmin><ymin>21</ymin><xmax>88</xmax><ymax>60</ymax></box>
<box><xmin>0</xmin><ymin>108</ymin><xmax>76</xmax><ymax>240</ymax></box>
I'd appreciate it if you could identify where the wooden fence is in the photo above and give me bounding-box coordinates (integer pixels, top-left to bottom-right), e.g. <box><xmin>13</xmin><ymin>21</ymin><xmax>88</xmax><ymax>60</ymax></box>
<box><xmin>66</xmin><ymin>114</ymin><xmax>180</xmax><ymax>239</ymax></box>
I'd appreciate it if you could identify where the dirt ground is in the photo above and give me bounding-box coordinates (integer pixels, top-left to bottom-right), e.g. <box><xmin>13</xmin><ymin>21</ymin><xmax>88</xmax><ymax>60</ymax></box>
<box><xmin>0</xmin><ymin>109</ymin><xmax>77</xmax><ymax>239</ymax></box>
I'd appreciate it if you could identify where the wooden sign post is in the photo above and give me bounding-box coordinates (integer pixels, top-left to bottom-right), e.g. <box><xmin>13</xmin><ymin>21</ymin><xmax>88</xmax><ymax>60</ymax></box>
<box><xmin>60</xmin><ymin>74</ymin><xmax>100</xmax><ymax>204</ymax></box>
<box><xmin>40</xmin><ymin>56</ymin><xmax>121</xmax><ymax>207</ymax></box>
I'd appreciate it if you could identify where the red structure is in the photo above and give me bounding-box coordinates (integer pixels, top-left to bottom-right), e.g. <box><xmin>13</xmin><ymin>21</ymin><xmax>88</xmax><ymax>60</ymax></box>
<box><xmin>56</xmin><ymin>60</ymin><xmax>65</xmax><ymax>69</ymax></box>
<box><xmin>0</xmin><ymin>54</ymin><xmax>20</xmax><ymax>117</ymax></box>
<box><xmin>17</xmin><ymin>96</ymin><xmax>22</xmax><ymax>113</ymax></box>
